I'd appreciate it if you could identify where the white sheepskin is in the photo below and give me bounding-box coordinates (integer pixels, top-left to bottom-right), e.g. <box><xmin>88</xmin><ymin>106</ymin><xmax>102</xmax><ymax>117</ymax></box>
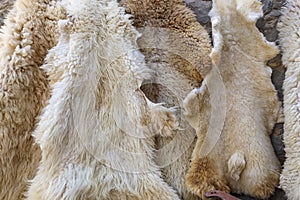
<box><xmin>183</xmin><ymin>0</ymin><xmax>281</xmax><ymax>199</ymax></box>
<box><xmin>278</xmin><ymin>0</ymin><xmax>300</xmax><ymax>199</ymax></box>
<box><xmin>26</xmin><ymin>0</ymin><xmax>181</xmax><ymax>199</ymax></box>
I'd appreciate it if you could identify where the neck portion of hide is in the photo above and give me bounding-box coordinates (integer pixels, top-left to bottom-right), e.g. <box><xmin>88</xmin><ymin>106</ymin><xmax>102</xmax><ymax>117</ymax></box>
<box><xmin>184</xmin><ymin>0</ymin><xmax>281</xmax><ymax>199</ymax></box>
<box><xmin>278</xmin><ymin>0</ymin><xmax>300</xmax><ymax>199</ymax></box>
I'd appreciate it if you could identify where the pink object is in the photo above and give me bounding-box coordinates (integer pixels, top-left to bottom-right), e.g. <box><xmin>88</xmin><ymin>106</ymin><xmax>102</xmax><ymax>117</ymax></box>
<box><xmin>206</xmin><ymin>190</ymin><xmax>241</xmax><ymax>200</ymax></box>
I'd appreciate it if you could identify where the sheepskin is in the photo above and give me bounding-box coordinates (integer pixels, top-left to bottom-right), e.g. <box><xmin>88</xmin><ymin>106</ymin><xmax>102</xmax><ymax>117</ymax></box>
<box><xmin>278</xmin><ymin>0</ymin><xmax>300</xmax><ymax>199</ymax></box>
<box><xmin>0</xmin><ymin>0</ymin><xmax>65</xmax><ymax>199</ymax></box>
<box><xmin>26</xmin><ymin>0</ymin><xmax>181</xmax><ymax>199</ymax></box>
<box><xmin>119</xmin><ymin>0</ymin><xmax>212</xmax><ymax>199</ymax></box>
<box><xmin>0</xmin><ymin>0</ymin><xmax>15</xmax><ymax>26</ymax></box>
<box><xmin>183</xmin><ymin>0</ymin><xmax>281</xmax><ymax>199</ymax></box>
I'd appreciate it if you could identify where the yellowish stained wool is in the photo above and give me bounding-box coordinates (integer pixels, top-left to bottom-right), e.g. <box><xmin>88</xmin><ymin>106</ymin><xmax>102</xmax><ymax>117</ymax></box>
<box><xmin>0</xmin><ymin>0</ymin><xmax>66</xmax><ymax>199</ymax></box>
<box><xmin>184</xmin><ymin>0</ymin><xmax>281</xmax><ymax>199</ymax></box>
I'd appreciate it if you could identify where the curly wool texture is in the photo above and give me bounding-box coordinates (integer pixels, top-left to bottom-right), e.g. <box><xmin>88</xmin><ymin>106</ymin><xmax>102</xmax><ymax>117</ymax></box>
<box><xmin>0</xmin><ymin>0</ymin><xmax>66</xmax><ymax>199</ymax></box>
<box><xmin>183</xmin><ymin>0</ymin><xmax>281</xmax><ymax>199</ymax></box>
<box><xmin>119</xmin><ymin>0</ymin><xmax>211</xmax><ymax>199</ymax></box>
<box><xmin>278</xmin><ymin>0</ymin><xmax>300</xmax><ymax>199</ymax></box>
<box><xmin>26</xmin><ymin>0</ymin><xmax>181</xmax><ymax>199</ymax></box>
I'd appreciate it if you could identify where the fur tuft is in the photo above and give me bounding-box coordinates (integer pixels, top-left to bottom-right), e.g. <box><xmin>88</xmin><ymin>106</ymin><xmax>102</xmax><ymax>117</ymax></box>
<box><xmin>227</xmin><ymin>152</ymin><xmax>246</xmax><ymax>181</ymax></box>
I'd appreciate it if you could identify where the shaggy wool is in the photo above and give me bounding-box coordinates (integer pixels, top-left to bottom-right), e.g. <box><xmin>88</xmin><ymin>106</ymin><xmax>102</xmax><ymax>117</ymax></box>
<box><xmin>278</xmin><ymin>0</ymin><xmax>300</xmax><ymax>199</ymax></box>
<box><xmin>0</xmin><ymin>0</ymin><xmax>65</xmax><ymax>199</ymax></box>
<box><xmin>183</xmin><ymin>0</ymin><xmax>281</xmax><ymax>199</ymax></box>
<box><xmin>119</xmin><ymin>0</ymin><xmax>212</xmax><ymax>199</ymax></box>
<box><xmin>26</xmin><ymin>0</ymin><xmax>181</xmax><ymax>199</ymax></box>
<box><xmin>0</xmin><ymin>0</ymin><xmax>15</xmax><ymax>26</ymax></box>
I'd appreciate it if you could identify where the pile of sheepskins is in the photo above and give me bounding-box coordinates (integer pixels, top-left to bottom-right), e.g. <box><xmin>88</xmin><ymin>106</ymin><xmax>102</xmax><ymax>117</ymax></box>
<box><xmin>0</xmin><ymin>0</ymin><xmax>299</xmax><ymax>199</ymax></box>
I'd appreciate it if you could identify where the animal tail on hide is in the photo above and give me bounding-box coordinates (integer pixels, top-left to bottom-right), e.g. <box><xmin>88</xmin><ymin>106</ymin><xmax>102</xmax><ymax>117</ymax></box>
<box><xmin>227</xmin><ymin>152</ymin><xmax>246</xmax><ymax>181</ymax></box>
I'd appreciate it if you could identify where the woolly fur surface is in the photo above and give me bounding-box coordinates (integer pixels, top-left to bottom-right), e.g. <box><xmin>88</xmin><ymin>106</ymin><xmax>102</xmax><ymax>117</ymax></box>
<box><xmin>183</xmin><ymin>0</ymin><xmax>281</xmax><ymax>199</ymax></box>
<box><xmin>120</xmin><ymin>0</ymin><xmax>211</xmax><ymax>199</ymax></box>
<box><xmin>0</xmin><ymin>0</ymin><xmax>65</xmax><ymax>199</ymax></box>
<box><xmin>0</xmin><ymin>0</ymin><xmax>15</xmax><ymax>26</ymax></box>
<box><xmin>26</xmin><ymin>0</ymin><xmax>181</xmax><ymax>199</ymax></box>
<box><xmin>278</xmin><ymin>0</ymin><xmax>300</xmax><ymax>199</ymax></box>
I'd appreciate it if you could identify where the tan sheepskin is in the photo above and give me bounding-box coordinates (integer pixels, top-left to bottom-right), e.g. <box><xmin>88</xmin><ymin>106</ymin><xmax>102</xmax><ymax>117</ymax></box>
<box><xmin>0</xmin><ymin>0</ymin><xmax>65</xmax><ymax>199</ymax></box>
<box><xmin>26</xmin><ymin>0</ymin><xmax>181</xmax><ymax>199</ymax></box>
<box><xmin>278</xmin><ymin>0</ymin><xmax>300</xmax><ymax>199</ymax></box>
<box><xmin>183</xmin><ymin>0</ymin><xmax>281</xmax><ymax>199</ymax></box>
<box><xmin>119</xmin><ymin>0</ymin><xmax>212</xmax><ymax>199</ymax></box>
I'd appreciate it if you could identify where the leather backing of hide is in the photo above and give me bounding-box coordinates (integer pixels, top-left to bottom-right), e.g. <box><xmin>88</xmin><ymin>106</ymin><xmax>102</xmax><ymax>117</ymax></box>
<box><xmin>278</xmin><ymin>0</ymin><xmax>300</xmax><ymax>199</ymax></box>
<box><xmin>26</xmin><ymin>0</ymin><xmax>181</xmax><ymax>199</ymax></box>
<box><xmin>119</xmin><ymin>0</ymin><xmax>212</xmax><ymax>199</ymax></box>
<box><xmin>0</xmin><ymin>0</ymin><xmax>65</xmax><ymax>199</ymax></box>
<box><xmin>183</xmin><ymin>0</ymin><xmax>281</xmax><ymax>199</ymax></box>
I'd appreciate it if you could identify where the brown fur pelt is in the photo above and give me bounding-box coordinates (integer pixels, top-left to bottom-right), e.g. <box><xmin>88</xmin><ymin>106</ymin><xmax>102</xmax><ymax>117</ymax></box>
<box><xmin>119</xmin><ymin>0</ymin><xmax>212</xmax><ymax>199</ymax></box>
<box><xmin>0</xmin><ymin>0</ymin><xmax>66</xmax><ymax>199</ymax></box>
<box><xmin>183</xmin><ymin>0</ymin><xmax>281</xmax><ymax>199</ymax></box>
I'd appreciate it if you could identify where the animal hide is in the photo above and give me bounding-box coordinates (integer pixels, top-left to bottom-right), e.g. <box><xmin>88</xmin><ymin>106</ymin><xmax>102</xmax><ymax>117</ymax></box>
<box><xmin>0</xmin><ymin>0</ymin><xmax>15</xmax><ymax>26</ymax></box>
<box><xmin>183</xmin><ymin>0</ymin><xmax>281</xmax><ymax>199</ymax></box>
<box><xmin>0</xmin><ymin>0</ymin><xmax>65</xmax><ymax>199</ymax></box>
<box><xmin>278</xmin><ymin>0</ymin><xmax>300</xmax><ymax>199</ymax></box>
<box><xmin>26</xmin><ymin>0</ymin><xmax>181</xmax><ymax>199</ymax></box>
<box><xmin>119</xmin><ymin>0</ymin><xmax>212</xmax><ymax>199</ymax></box>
